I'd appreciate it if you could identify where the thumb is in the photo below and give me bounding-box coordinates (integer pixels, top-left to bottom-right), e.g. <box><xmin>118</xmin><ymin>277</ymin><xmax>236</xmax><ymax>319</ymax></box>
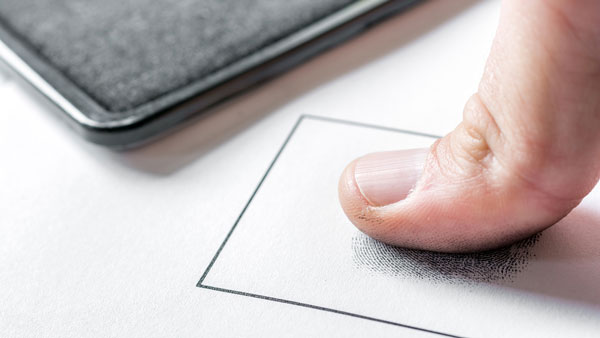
<box><xmin>338</xmin><ymin>0</ymin><xmax>600</xmax><ymax>252</ymax></box>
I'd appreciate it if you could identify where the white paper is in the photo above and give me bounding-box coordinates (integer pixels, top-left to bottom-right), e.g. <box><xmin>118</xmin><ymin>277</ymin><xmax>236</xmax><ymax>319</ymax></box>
<box><xmin>202</xmin><ymin>117</ymin><xmax>600</xmax><ymax>337</ymax></box>
<box><xmin>6</xmin><ymin>1</ymin><xmax>595</xmax><ymax>337</ymax></box>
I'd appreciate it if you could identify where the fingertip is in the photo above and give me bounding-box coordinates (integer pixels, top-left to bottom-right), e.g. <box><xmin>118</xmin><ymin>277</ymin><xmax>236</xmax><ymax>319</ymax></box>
<box><xmin>337</xmin><ymin>143</ymin><xmax>577</xmax><ymax>253</ymax></box>
<box><xmin>338</xmin><ymin>157</ymin><xmax>382</xmax><ymax>236</ymax></box>
<box><xmin>338</xmin><ymin>150</ymin><xmax>428</xmax><ymax>242</ymax></box>
<box><xmin>338</xmin><ymin>158</ymin><xmax>368</xmax><ymax>220</ymax></box>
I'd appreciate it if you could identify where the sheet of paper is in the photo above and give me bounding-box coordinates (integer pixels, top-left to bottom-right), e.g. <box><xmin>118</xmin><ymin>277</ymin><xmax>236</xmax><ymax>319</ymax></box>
<box><xmin>201</xmin><ymin>116</ymin><xmax>600</xmax><ymax>337</ymax></box>
<box><xmin>5</xmin><ymin>1</ymin><xmax>598</xmax><ymax>337</ymax></box>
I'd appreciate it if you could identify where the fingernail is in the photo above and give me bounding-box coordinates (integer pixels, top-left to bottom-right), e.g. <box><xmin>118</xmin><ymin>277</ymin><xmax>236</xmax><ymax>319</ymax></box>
<box><xmin>354</xmin><ymin>148</ymin><xmax>428</xmax><ymax>206</ymax></box>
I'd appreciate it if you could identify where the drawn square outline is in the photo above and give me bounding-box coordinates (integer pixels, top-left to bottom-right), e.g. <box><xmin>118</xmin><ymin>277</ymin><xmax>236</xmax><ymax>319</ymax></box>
<box><xmin>196</xmin><ymin>115</ymin><xmax>458</xmax><ymax>338</ymax></box>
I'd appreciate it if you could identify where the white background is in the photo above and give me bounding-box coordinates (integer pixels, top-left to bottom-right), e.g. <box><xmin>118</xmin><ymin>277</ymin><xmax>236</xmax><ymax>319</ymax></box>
<box><xmin>204</xmin><ymin>117</ymin><xmax>600</xmax><ymax>337</ymax></box>
<box><xmin>5</xmin><ymin>1</ymin><xmax>593</xmax><ymax>337</ymax></box>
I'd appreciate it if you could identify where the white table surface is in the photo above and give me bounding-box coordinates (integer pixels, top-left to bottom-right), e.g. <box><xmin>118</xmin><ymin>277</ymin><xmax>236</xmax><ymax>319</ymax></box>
<box><xmin>0</xmin><ymin>1</ymin><xmax>506</xmax><ymax>337</ymax></box>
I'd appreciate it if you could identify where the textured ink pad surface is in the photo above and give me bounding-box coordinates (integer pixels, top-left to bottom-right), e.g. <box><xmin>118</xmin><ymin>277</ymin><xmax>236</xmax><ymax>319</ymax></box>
<box><xmin>0</xmin><ymin>0</ymin><xmax>419</xmax><ymax>146</ymax></box>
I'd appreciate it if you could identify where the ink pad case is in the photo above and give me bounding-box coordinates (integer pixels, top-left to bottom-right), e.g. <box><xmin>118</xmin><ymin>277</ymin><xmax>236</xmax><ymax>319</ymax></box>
<box><xmin>0</xmin><ymin>0</ymin><xmax>419</xmax><ymax>147</ymax></box>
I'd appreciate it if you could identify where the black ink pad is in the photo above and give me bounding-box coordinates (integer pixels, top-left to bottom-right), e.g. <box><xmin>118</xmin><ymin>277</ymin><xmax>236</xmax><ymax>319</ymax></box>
<box><xmin>0</xmin><ymin>0</ymin><xmax>419</xmax><ymax>147</ymax></box>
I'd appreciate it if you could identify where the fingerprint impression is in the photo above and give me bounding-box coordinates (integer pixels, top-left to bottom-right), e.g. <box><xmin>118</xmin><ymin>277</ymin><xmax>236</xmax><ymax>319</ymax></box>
<box><xmin>352</xmin><ymin>233</ymin><xmax>541</xmax><ymax>284</ymax></box>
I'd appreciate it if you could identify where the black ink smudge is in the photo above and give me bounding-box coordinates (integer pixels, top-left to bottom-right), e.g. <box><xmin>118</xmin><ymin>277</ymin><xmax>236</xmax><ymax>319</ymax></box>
<box><xmin>352</xmin><ymin>233</ymin><xmax>541</xmax><ymax>284</ymax></box>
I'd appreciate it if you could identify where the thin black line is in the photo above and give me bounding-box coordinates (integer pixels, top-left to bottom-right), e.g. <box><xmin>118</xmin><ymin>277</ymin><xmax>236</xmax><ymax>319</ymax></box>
<box><xmin>302</xmin><ymin>114</ymin><xmax>442</xmax><ymax>139</ymax></box>
<box><xmin>197</xmin><ymin>115</ymin><xmax>458</xmax><ymax>337</ymax></box>
<box><xmin>199</xmin><ymin>284</ymin><xmax>463</xmax><ymax>338</ymax></box>
<box><xmin>197</xmin><ymin>115</ymin><xmax>306</xmax><ymax>286</ymax></box>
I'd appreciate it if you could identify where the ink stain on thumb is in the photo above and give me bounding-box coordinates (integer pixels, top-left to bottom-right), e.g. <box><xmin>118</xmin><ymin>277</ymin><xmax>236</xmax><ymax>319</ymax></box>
<box><xmin>351</xmin><ymin>232</ymin><xmax>541</xmax><ymax>284</ymax></box>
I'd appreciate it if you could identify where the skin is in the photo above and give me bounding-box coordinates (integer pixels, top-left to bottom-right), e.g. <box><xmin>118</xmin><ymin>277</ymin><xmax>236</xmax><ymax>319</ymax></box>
<box><xmin>338</xmin><ymin>0</ymin><xmax>600</xmax><ymax>252</ymax></box>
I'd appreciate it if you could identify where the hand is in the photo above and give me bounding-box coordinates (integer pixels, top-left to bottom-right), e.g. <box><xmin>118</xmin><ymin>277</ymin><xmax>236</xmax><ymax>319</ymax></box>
<box><xmin>338</xmin><ymin>0</ymin><xmax>600</xmax><ymax>252</ymax></box>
